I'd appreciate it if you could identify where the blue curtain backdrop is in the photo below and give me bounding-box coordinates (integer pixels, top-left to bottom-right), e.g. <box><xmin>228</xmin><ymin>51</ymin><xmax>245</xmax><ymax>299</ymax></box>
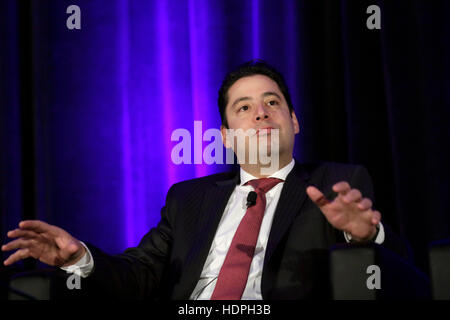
<box><xmin>1</xmin><ymin>0</ymin><xmax>449</xmax><ymax>277</ymax></box>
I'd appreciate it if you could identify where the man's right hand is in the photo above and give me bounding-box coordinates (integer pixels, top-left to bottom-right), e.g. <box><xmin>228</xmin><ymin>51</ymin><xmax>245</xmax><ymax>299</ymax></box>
<box><xmin>2</xmin><ymin>220</ymin><xmax>86</xmax><ymax>267</ymax></box>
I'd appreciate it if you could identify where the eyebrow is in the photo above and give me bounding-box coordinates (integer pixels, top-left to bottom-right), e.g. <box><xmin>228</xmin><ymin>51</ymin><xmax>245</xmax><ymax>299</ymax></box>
<box><xmin>231</xmin><ymin>91</ymin><xmax>282</xmax><ymax>109</ymax></box>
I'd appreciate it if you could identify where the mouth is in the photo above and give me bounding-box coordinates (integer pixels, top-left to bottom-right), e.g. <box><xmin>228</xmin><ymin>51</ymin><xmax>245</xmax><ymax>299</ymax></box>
<box><xmin>256</xmin><ymin>127</ymin><xmax>275</xmax><ymax>135</ymax></box>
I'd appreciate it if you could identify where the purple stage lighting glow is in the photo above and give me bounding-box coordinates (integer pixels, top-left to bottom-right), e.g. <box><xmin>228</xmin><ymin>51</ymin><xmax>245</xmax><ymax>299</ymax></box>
<box><xmin>252</xmin><ymin>0</ymin><xmax>260</xmax><ymax>59</ymax></box>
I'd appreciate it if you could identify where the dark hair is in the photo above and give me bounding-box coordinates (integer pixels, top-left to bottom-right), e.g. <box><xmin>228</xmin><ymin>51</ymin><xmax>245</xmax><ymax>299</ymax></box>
<box><xmin>218</xmin><ymin>60</ymin><xmax>294</xmax><ymax>128</ymax></box>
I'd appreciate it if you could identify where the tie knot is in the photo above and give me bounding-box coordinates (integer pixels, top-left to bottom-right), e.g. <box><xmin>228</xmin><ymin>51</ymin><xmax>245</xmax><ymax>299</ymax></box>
<box><xmin>245</xmin><ymin>177</ymin><xmax>283</xmax><ymax>194</ymax></box>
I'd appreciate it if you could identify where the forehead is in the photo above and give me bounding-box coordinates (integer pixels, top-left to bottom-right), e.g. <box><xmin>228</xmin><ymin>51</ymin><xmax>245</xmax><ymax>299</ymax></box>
<box><xmin>227</xmin><ymin>74</ymin><xmax>283</xmax><ymax>103</ymax></box>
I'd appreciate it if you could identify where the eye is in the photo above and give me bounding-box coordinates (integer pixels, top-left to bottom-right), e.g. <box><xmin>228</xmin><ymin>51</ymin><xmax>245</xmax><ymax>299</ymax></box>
<box><xmin>267</xmin><ymin>100</ymin><xmax>278</xmax><ymax>106</ymax></box>
<box><xmin>239</xmin><ymin>105</ymin><xmax>249</xmax><ymax>112</ymax></box>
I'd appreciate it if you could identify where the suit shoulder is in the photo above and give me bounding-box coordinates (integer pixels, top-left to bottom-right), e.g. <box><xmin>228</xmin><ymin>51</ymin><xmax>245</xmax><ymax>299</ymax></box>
<box><xmin>303</xmin><ymin>161</ymin><xmax>366</xmax><ymax>175</ymax></box>
<box><xmin>301</xmin><ymin>161</ymin><xmax>372</xmax><ymax>186</ymax></box>
<box><xmin>303</xmin><ymin>161</ymin><xmax>374</xmax><ymax>198</ymax></box>
<box><xmin>168</xmin><ymin>170</ymin><xmax>237</xmax><ymax>196</ymax></box>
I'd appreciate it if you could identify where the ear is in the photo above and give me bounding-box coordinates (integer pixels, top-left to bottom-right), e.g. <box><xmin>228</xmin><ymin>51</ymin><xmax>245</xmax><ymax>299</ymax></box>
<box><xmin>221</xmin><ymin>125</ymin><xmax>233</xmax><ymax>148</ymax></box>
<box><xmin>291</xmin><ymin>110</ymin><xmax>300</xmax><ymax>134</ymax></box>
<box><xmin>291</xmin><ymin>111</ymin><xmax>300</xmax><ymax>134</ymax></box>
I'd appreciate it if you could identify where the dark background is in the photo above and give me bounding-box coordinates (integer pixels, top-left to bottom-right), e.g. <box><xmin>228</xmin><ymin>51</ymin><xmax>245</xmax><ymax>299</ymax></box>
<box><xmin>1</xmin><ymin>0</ymin><xmax>449</xmax><ymax>292</ymax></box>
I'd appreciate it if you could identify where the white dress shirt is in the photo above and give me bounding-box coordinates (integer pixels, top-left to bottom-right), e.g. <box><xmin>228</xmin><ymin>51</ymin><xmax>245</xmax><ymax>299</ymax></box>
<box><xmin>190</xmin><ymin>159</ymin><xmax>296</xmax><ymax>300</ymax></box>
<box><xmin>62</xmin><ymin>159</ymin><xmax>385</xmax><ymax>299</ymax></box>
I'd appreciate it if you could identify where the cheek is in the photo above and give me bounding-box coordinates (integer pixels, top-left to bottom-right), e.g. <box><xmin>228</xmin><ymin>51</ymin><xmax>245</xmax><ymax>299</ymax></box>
<box><xmin>227</xmin><ymin>116</ymin><xmax>251</xmax><ymax>130</ymax></box>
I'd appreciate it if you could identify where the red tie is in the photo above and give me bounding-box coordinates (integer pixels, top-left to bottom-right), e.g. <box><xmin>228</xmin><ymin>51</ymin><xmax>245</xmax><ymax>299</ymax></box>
<box><xmin>211</xmin><ymin>177</ymin><xmax>283</xmax><ymax>300</ymax></box>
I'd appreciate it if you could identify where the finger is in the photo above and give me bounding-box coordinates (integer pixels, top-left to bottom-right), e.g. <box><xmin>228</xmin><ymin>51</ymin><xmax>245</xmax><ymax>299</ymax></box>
<box><xmin>357</xmin><ymin>198</ymin><xmax>373</xmax><ymax>211</ymax></box>
<box><xmin>19</xmin><ymin>220</ymin><xmax>58</xmax><ymax>235</ymax></box>
<box><xmin>306</xmin><ymin>186</ymin><xmax>330</xmax><ymax>207</ymax></box>
<box><xmin>1</xmin><ymin>238</ymin><xmax>33</xmax><ymax>252</ymax></box>
<box><xmin>3</xmin><ymin>248</ymin><xmax>31</xmax><ymax>266</ymax></box>
<box><xmin>342</xmin><ymin>189</ymin><xmax>362</xmax><ymax>204</ymax></box>
<box><xmin>332</xmin><ymin>181</ymin><xmax>351</xmax><ymax>195</ymax></box>
<box><xmin>7</xmin><ymin>228</ymin><xmax>39</xmax><ymax>239</ymax></box>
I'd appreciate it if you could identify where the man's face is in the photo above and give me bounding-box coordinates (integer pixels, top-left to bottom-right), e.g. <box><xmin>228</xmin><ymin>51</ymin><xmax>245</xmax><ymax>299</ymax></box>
<box><xmin>221</xmin><ymin>74</ymin><xmax>300</xmax><ymax>165</ymax></box>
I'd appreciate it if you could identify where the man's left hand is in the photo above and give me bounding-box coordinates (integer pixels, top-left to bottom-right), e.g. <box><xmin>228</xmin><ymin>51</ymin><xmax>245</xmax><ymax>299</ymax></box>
<box><xmin>306</xmin><ymin>182</ymin><xmax>381</xmax><ymax>242</ymax></box>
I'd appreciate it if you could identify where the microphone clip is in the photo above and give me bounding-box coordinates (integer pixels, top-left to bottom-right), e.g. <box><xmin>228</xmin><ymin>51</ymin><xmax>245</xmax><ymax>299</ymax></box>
<box><xmin>246</xmin><ymin>191</ymin><xmax>257</xmax><ymax>207</ymax></box>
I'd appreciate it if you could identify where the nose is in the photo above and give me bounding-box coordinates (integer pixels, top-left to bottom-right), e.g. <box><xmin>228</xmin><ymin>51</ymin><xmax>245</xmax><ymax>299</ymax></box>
<box><xmin>255</xmin><ymin>103</ymin><xmax>269</xmax><ymax>122</ymax></box>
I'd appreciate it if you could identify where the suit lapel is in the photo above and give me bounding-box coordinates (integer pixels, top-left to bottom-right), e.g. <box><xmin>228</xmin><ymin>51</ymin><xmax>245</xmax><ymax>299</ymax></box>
<box><xmin>262</xmin><ymin>161</ymin><xmax>310</xmax><ymax>296</ymax></box>
<box><xmin>175</xmin><ymin>172</ymin><xmax>239</xmax><ymax>299</ymax></box>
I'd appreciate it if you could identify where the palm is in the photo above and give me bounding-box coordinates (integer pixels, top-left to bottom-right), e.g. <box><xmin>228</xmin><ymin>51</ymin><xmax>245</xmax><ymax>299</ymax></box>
<box><xmin>28</xmin><ymin>232</ymin><xmax>73</xmax><ymax>266</ymax></box>
<box><xmin>320</xmin><ymin>194</ymin><xmax>373</xmax><ymax>238</ymax></box>
<box><xmin>306</xmin><ymin>182</ymin><xmax>381</xmax><ymax>242</ymax></box>
<box><xmin>2</xmin><ymin>220</ymin><xmax>84</xmax><ymax>267</ymax></box>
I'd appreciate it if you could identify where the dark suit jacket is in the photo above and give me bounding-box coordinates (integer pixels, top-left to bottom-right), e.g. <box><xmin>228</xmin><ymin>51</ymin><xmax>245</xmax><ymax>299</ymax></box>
<box><xmin>84</xmin><ymin>161</ymin><xmax>410</xmax><ymax>299</ymax></box>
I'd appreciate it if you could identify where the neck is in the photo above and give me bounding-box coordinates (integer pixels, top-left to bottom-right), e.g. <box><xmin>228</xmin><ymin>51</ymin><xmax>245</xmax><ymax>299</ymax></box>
<box><xmin>239</xmin><ymin>155</ymin><xmax>293</xmax><ymax>178</ymax></box>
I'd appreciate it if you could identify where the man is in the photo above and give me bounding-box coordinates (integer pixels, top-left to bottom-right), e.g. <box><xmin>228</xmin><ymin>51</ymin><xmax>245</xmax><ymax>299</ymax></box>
<box><xmin>2</xmin><ymin>61</ymin><xmax>409</xmax><ymax>299</ymax></box>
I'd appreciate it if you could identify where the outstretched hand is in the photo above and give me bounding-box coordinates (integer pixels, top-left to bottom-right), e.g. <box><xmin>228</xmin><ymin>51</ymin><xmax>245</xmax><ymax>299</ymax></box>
<box><xmin>306</xmin><ymin>182</ymin><xmax>380</xmax><ymax>242</ymax></box>
<box><xmin>2</xmin><ymin>220</ymin><xmax>85</xmax><ymax>267</ymax></box>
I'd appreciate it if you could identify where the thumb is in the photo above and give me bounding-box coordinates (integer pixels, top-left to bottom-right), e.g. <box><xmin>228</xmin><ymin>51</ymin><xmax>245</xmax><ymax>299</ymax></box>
<box><xmin>306</xmin><ymin>186</ymin><xmax>330</xmax><ymax>208</ymax></box>
<box><xmin>66</xmin><ymin>242</ymin><xmax>81</xmax><ymax>255</ymax></box>
<box><xmin>55</xmin><ymin>237</ymin><xmax>82</xmax><ymax>260</ymax></box>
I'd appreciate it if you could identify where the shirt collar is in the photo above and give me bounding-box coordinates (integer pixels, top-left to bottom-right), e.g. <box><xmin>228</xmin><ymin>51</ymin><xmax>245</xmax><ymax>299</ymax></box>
<box><xmin>239</xmin><ymin>159</ymin><xmax>295</xmax><ymax>186</ymax></box>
